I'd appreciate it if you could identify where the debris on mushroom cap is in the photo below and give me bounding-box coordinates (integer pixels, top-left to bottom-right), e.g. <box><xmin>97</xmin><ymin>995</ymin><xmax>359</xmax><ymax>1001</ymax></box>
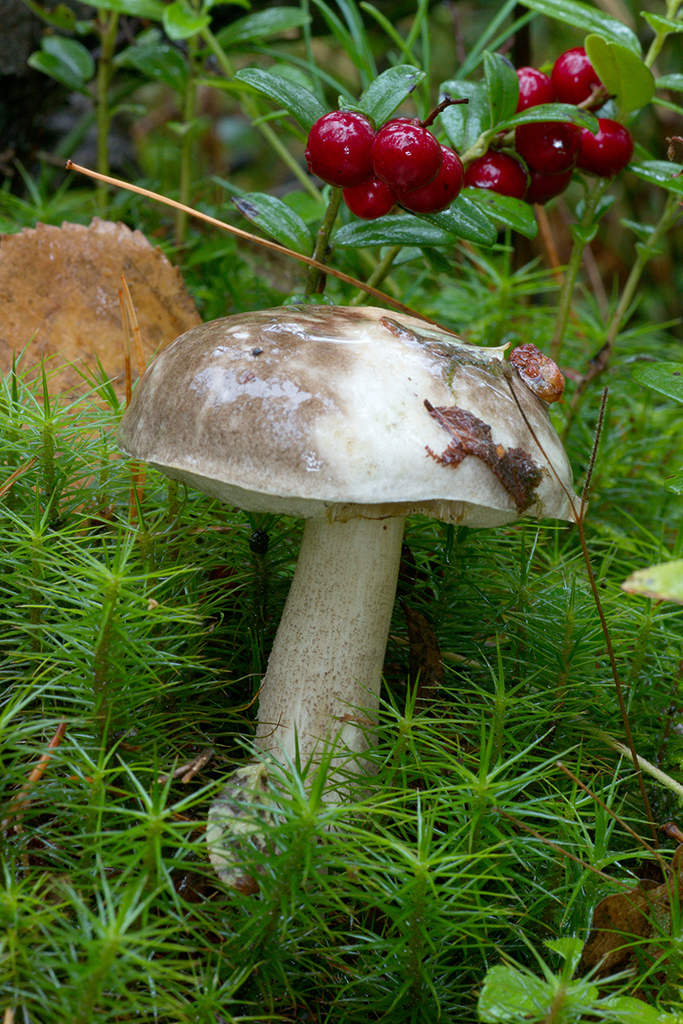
<box><xmin>509</xmin><ymin>343</ymin><xmax>565</xmax><ymax>403</ymax></box>
<box><xmin>117</xmin><ymin>305</ymin><xmax>577</xmax><ymax>525</ymax></box>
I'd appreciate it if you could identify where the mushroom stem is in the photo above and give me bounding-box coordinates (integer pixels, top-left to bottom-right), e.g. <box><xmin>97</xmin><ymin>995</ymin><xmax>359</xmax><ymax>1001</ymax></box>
<box><xmin>255</xmin><ymin>516</ymin><xmax>405</xmax><ymax>778</ymax></box>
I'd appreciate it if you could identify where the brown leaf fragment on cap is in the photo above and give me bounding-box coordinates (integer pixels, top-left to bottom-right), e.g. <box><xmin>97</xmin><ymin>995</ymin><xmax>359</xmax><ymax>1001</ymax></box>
<box><xmin>424</xmin><ymin>400</ymin><xmax>544</xmax><ymax>512</ymax></box>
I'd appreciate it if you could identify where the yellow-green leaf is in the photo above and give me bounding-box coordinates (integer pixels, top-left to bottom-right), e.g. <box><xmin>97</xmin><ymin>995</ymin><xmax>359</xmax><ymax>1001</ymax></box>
<box><xmin>585</xmin><ymin>34</ymin><xmax>655</xmax><ymax>115</ymax></box>
<box><xmin>622</xmin><ymin>560</ymin><xmax>683</xmax><ymax>605</ymax></box>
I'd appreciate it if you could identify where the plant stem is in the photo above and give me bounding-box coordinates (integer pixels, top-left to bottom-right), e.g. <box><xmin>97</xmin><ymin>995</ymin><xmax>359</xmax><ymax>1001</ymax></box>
<box><xmin>95</xmin><ymin>11</ymin><xmax>119</xmax><ymax>211</ymax></box>
<box><xmin>175</xmin><ymin>36</ymin><xmax>200</xmax><ymax>247</ymax></box>
<box><xmin>201</xmin><ymin>27</ymin><xmax>321</xmax><ymax>200</ymax></box>
<box><xmin>350</xmin><ymin>244</ymin><xmax>402</xmax><ymax>305</ymax></box>
<box><xmin>643</xmin><ymin>0</ymin><xmax>683</xmax><ymax>67</ymax></box>
<box><xmin>549</xmin><ymin>176</ymin><xmax>611</xmax><ymax>363</ymax></box>
<box><xmin>305</xmin><ymin>187</ymin><xmax>342</xmax><ymax>296</ymax></box>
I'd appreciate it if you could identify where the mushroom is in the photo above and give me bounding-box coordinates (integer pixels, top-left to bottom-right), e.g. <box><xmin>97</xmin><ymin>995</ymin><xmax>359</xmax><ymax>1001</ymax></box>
<box><xmin>117</xmin><ymin>305</ymin><xmax>577</xmax><ymax>789</ymax></box>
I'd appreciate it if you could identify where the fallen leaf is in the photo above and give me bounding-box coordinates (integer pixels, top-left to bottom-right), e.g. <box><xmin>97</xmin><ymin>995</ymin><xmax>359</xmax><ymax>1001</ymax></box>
<box><xmin>577</xmin><ymin>844</ymin><xmax>683</xmax><ymax>979</ymax></box>
<box><xmin>0</xmin><ymin>218</ymin><xmax>200</xmax><ymax>396</ymax></box>
<box><xmin>424</xmin><ymin>400</ymin><xmax>544</xmax><ymax>512</ymax></box>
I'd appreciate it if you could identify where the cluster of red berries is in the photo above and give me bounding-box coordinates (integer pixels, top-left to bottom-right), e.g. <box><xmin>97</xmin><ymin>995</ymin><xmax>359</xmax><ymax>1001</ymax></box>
<box><xmin>465</xmin><ymin>46</ymin><xmax>634</xmax><ymax>205</ymax></box>
<box><xmin>305</xmin><ymin>47</ymin><xmax>634</xmax><ymax>220</ymax></box>
<box><xmin>305</xmin><ymin>110</ymin><xmax>464</xmax><ymax>219</ymax></box>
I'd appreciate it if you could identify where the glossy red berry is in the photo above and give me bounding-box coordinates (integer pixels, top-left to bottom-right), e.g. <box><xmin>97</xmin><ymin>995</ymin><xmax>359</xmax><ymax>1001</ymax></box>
<box><xmin>516</xmin><ymin>67</ymin><xmax>556</xmax><ymax>112</ymax></box>
<box><xmin>372</xmin><ymin>119</ymin><xmax>442</xmax><ymax>192</ymax></box>
<box><xmin>343</xmin><ymin>176</ymin><xmax>396</xmax><ymax>219</ymax></box>
<box><xmin>395</xmin><ymin>146</ymin><xmax>464</xmax><ymax>213</ymax></box>
<box><xmin>551</xmin><ymin>47</ymin><xmax>602</xmax><ymax>105</ymax></box>
<box><xmin>515</xmin><ymin>120</ymin><xmax>582</xmax><ymax>175</ymax></box>
<box><xmin>464</xmin><ymin>152</ymin><xmax>528</xmax><ymax>199</ymax></box>
<box><xmin>305</xmin><ymin>111</ymin><xmax>375</xmax><ymax>187</ymax></box>
<box><xmin>577</xmin><ymin>118</ymin><xmax>633</xmax><ymax>177</ymax></box>
<box><xmin>525</xmin><ymin>168</ymin><xmax>573</xmax><ymax>205</ymax></box>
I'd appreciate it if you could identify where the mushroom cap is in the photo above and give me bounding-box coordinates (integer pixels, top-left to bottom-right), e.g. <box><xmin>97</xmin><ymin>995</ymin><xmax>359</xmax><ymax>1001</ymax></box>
<box><xmin>117</xmin><ymin>305</ymin><xmax>577</xmax><ymax>527</ymax></box>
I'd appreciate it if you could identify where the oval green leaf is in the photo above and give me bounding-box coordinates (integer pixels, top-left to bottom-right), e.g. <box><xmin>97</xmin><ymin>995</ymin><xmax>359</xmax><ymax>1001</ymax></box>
<box><xmin>461</xmin><ymin>188</ymin><xmax>538</xmax><ymax>239</ymax></box>
<box><xmin>118</xmin><ymin>41</ymin><xmax>188</xmax><ymax>93</ymax></box>
<box><xmin>216</xmin><ymin>7</ymin><xmax>311</xmax><ymax>47</ymax></box>
<box><xmin>334</xmin><ymin>215</ymin><xmax>459</xmax><ymax>249</ymax></box>
<box><xmin>585</xmin><ymin>35</ymin><xmax>655</xmax><ymax>115</ymax></box>
<box><xmin>421</xmin><ymin>196</ymin><xmax>497</xmax><ymax>247</ymax></box>
<box><xmin>358</xmin><ymin>65</ymin><xmax>426</xmax><ymax>126</ymax></box>
<box><xmin>632</xmin><ymin>361</ymin><xmax>683</xmax><ymax>404</ymax></box>
<box><xmin>518</xmin><ymin>0</ymin><xmax>641</xmax><ymax>54</ymax></box>
<box><xmin>232</xmin><ymin>68</ymin><xmax>326</xmax><ymax>131</ymax></box>
<box><xmin>162</xmin><ymin>1</ymin><xmax>210</xmax><ymax>41</ymax></box>
<box><xmin>440</xmin><ymin>80</ymin><xmax>490</xmax><ymax>151</ymax></box>
<box><xmin>484</xmin><ymin>51</ymin><xmax>520</xmax><ymax>127</ymax></box>
<box><xmin>233</xmin><ymin>193</ymin><xmax>313</xmax><ymax>254</ymax></box>
<box><xmin>622</xmin><ymin>560</ymin><xmax>683</xmax><ymax>605</ymax></box>
<box><xmin>497</xmin><ymin>103</ymin><xmax>599</xmax><ymax>133</ymax></box>
<box><xmin>629</xmin><ymin>160</ymin><xmax>683</xmax><ymax>196</ymax></box>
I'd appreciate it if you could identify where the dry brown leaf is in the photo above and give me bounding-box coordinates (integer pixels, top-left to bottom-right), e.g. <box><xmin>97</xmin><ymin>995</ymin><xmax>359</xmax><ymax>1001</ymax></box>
<box><xmin>577</xmin><ymin>843</ymin><xmax>683</xmax><ymax>978</ymax></box>
<box><xmin>0</xmin><ymin>218</ymin><xmax>201</xmax><ymax>396</ymax></box>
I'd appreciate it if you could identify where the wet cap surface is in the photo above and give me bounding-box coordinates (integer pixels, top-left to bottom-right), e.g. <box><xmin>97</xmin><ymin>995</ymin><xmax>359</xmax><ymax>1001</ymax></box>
<box><xmin>118</xmin><ymin>305</ymin><xmax>576</xmax><ymax>525</ymax></box>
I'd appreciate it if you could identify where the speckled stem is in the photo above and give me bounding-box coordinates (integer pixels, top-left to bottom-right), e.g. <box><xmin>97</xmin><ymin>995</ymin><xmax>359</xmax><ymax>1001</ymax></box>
<box><xmin>254</xmin><ymin>516</ymin><xmax>405</xmax><ymax>778</ymax></box>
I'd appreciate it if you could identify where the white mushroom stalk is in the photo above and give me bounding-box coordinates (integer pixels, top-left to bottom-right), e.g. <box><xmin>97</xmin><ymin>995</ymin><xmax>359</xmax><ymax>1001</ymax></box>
<box><xmin>117</xmin><ymin>305</ymin><xmax>578</xmax><ymax>792</ymax></box>
<box><xmin>255</xmin><ymin>516</ymin><xmax>405</xmax><ymax>771</ymax></box>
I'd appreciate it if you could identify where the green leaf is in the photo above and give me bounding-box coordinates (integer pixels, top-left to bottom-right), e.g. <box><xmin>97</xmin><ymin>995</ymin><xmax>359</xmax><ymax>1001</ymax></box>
<box><xmin>232</xmin><ymin>193</ymin><xmax>312</xmax><ymax>253</ymax></box>
<box><xmin>622</xmin><ymin>560</ymin><xmax>683</xmax><ymax>605</ymax></box>
<box><xmin>28</xmin><ymin>37</ymin><xmax>94</xmax><ymax>91</ymax></box>
<box><xmin>629</xmin><ymin>160</ymin><xmax>683</xmax><ymax>196</ymax></box>
<box><xmin>601</xmin><ymin>995</ymin><xmax>676</xmax><ymax>1024</ymax></box>
<box><xmin>484</xmin><ymin>51</ymin><xmax>520</xmax><ymax>127</ymax></box>
<box><xmin>656</xmin><ymin>74</ymin><xmax>683</xmax><ymax>91</ymax></box>
<box><xmin>334</xmin><ymin>215</ymin><xmax>460</xmax><ymax>249</ymax></box>
<box><xmin>118</xmin><ymin>41</ymin><xmax>188</xmax><ymax>93</ymax></box>
<box><xmin>232</xmin><ymin>68</ymin><xmax>326</xmax><ymax>132</ymax></box>
<box><xmin>21</xmin><ymin>0</ymin><xmax>78</xmax><ymax>32</ymax></box>
<box><xmin>519</xmin><ymin>0</ymin><xmax>641</xmax><ymax>53</ymax></box>
<box><xmin>358</xmin><ymin>66</ymin><xmax>426</xmax><ymax>126</ymax></box>
<box><xmin>641</xmin><ymin>11</ymin><xmax>683</xmax><ymax>36</ymax></box>
<box><xmin>461</xmin><ymin>188</ymin><xmax>537</xmax><ymax>239</ymax></box>
<box><xmin>81</xmin><ymin>0</ymin><xmax>166</xmax><ymax>17</ymax></box>
<box><xmin>632</xmin><ymin>361</ymin><xmax>683</xmax><ymax>404</ymax></box>
<box><xmin>422</xmin><ymin>195</ymin><xmax>497</xmax><ymax>247</ymax></box>
<box><xmin>420</xmin><ymin>246</ymin><xmax>453</xmax><ymax>274</ymax></box>
<box><xmin>215</xmin><ymin>7</ymin><xmax>311</xmax><ymax>47</ymax></box>
<box><xmin>497</xmin><ymin>103</ymin><xmax>599</xmax><ymax>133</ymax></box>
<box><xmin>440</xmin><ymin>80</ymin><xmax>490</xmax><ymax>151</ymax></box>
<box><xmin>478</xmin><ymin>965</ymin><xmax>552</xmax><ymax>1022</ymax></box>
<box><xmin>162</xmin><ymin>1</ymin><xmax>210</xmax><ymax>40</ymax></box>
<box><xmin>585</xmin><ymin>35</ymin><xmax>655</xmax><ymax>115</ymax></box>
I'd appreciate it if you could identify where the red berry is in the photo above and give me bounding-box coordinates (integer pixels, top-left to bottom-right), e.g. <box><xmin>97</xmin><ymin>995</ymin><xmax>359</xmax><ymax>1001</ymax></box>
<box><xmin>525</xmin><ymin>168</ymin><xmax>573</xmax><ymax>205</ymax></box>
<box><xmin>464</xmin><ymin>152</ymin><xmax>528</xmax><ymax>199</ymax></box>
<box><xmin>516</xmin><ymin>67</ymin><xmax>556</xmax><ymax>112</ymax></box>
<box><xmin>372</xmin><ymin>119</ymin><xmax>442</xmax><ymax>192</ymax></box>
<box><xmin>551</xmin><ymin>47</ymin><xmax>602</xmax><ymax>105</ymax></box>
<box><xmin>305</xmin><ymin>111</ymin><xmax>375</xmax><ymax>187</ymax></box>
<box><xmin>343</xmin><ymin>176</ymin><xmax>396</xmax><ymax>219</ymax></box>
<box><xmin>515</xmin><ymin>120</ymin><xmax>582</xmax><ymax>175</ymax></box>
<box><xmin>577</xmin><ymin>118</ymin><xmax>633</xmax><ymax>177</ymax></box>
<box><xmin>395</xmin><ymin>146</ymin><xmax>464</xmax><ymax>213</ymax></box>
